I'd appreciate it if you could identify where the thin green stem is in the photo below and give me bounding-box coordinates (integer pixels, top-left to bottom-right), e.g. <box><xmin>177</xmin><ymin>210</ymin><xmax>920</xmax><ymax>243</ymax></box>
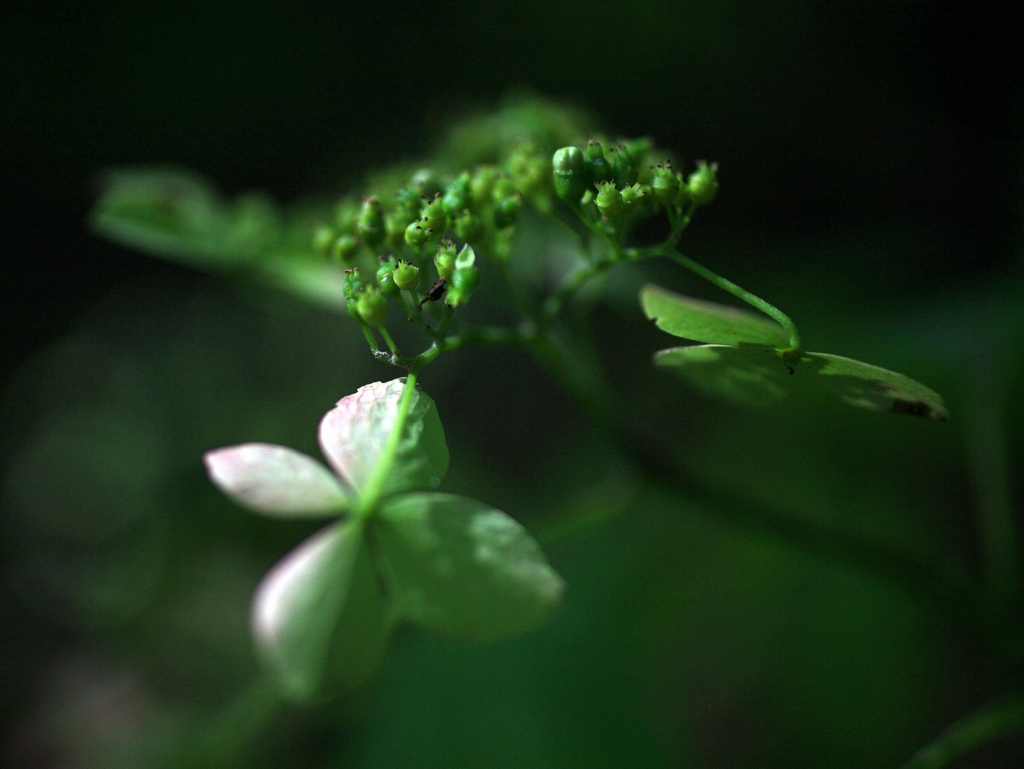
<box><xmin>378</xmin><ymin>326</ymin><xmax>399</xmax><ymax>356</ymax></box>
<box><xmin>541</xmin><ymin>256</ymin><xmax>618</xmax><ymax>322</ymax></box>
<box><xmin>175</xmin><ymin>677</ymin><xmax>280</xmax><ymax>769</ymax></box>
<box><xmin>358</xmin><ymin>322</ymin><xmax>379</xmax><ymax>352</ymax></box>
<box><xmin>355</xmin><ymin>371</ymin><xmax>419</xmax><ymax>516</ymax></box>
<box><xmin>396</xmin><ymin>292</ymin><xmax>414</xmax><ymax>319</ymax></box>
<box><xmin>664</xmin><ymin>249</ymin><xmax>801</xmax><ymax>349</ymax></box>
<box><xmin>901</xmin><ymin>698</ymin><xmax>1024</xmax><ymax>769</ymax></box>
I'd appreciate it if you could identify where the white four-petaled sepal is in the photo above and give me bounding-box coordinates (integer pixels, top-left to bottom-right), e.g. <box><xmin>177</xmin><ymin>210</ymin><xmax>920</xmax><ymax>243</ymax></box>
<box><xmin>203</xmin><ymin>443</ymin><xmax>349</xmax><ymax>517</ymax></box>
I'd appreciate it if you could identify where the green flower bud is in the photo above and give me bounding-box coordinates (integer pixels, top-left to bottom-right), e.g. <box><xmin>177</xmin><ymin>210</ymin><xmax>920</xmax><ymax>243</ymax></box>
<box><xmin>376</xmin><ymin>257</ymin><xmax>400</xmax><ymax>296</ymax></box>
<box><xmin>491</xmin><ymin>175</ymin><xmax>517</xmax><ymax>203</ymax></box>
<box><xmin>493</xmin><ymin>194</ymin><xmax>521</xmax><ymax>229</ymax></box>
<box><xmin>608</xmin><ymin>143</ymin><xmax>638</xmax><ymax>186</ymax></box>
<box><xmin>421</xmin><ymin>193</ymin><xmax>448</xmax><ymax>233</ymax></box>
<box><xmin>447</xmin><ymin>264</ymin><xmax>480</xmax><ymax>307</ymax></box>
<box><xmin>409</xmin><ymin>168</ymin><xmax>441</xmax><ymax>197</ymax></box>
<box><xmin>312</xmin><ymin>225</ymin><xmax>336</xmax><ymax>255</ymax></box>
<box><xmin>619</xmin><ymin>182</ymin><xmax>646</xmax><ymax>213</ymax></box>
<box><xmin>392</xmin><ymin>261</ymin><xmax>420</xmax><ymax>290</ymax></box>
<box><xmin>385</xmin><ymin>210</ymin><xmax>411</xmax><ymax>250</ymax></box>
<box><xmin>356</xmin><ymin>286</ymin><xmax>388</xmax><ymax>327</ymax></box>
<box><xmin>448</xmin><ymin>246</ymin><xmax>480</xmax><ymax>307</ymax></box>
<box><xmin>595</xmin><ymin>181</ymin><xmax>624</xmax><ymax>219</ymax></box>
<box><xmin>343</xmin><ymin>268</ymin><xmax>365</xmax><ymax>319</ymax></box>
<box><xmin>343</xmin><ymin>268</ymin><xmax>364</xmax><ymax>300</ymax></box>
<box><xmin>470</xmin><ymin>166</ymin><xmax>500</xmax><ymax>204</ymax></box>
<box><xmin>392</xmin><ymin>186</ymin><xmax>421</xmax><ymax>219</ymax></box>
<box><xmin>332</xmin><ymin>234</ymin><xmax>361</xmax><ymax>262</ymax></box>
<box><xmin>650</xmin><ymin>163</ymin><xmax>681</xmax><ymax>207</ymax></box>
<box><xmin>507</xmin><ymin>142</ymin><xmax>548</xmax><ymax>197</ymax></box>
<box><xmin>434</xmin><ymin>238</ymin><xmax>457</xmax><ymax>280</ymax></box>
<box><xmin>356</xmin><ymin>197</ymin><xmax>385</xmax><ymax>248</ymax></box>
<box><xmin>584</xmin><ymin>139</ymin><xmax>613</xmax><ymax>184</ymax></box>
<box><xmin>687</xmin><ymin>160</ymin><xmax>719</xmax><ymax>206</ymax></box>
<box><xmin>441</xmin><ymin>171</ymin><xmax>472</xmax><ymax>215</ymax></box>
<box><xmin>333</xmin><ymin>197</ymin><xmax>360</xmax><ymax>231</ymax></box>
<box><xmin>552</xmin><ymin>146</ymin><xmax>587</xmax><ymax>203</ymax></box>
<box><xmin>404</xmin><ymin>219</ymin><xmax>431</xmax><ymax>247</ymax></box>
<box><xmin>453</xmin><ymin>210</ymin><xmax>484</xmax><ymax>242</ymax></box>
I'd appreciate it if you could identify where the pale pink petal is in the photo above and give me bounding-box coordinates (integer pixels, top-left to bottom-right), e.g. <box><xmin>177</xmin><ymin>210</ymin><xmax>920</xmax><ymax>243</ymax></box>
<box><xmin>318</xmin><ymin>379</ymin><xmax>404</xmax><ymax>491</ymax></box>
<box><xmin>204</xmin><ymin>443</ymin><xmax>348</xmax><ymax>517</ymax></box>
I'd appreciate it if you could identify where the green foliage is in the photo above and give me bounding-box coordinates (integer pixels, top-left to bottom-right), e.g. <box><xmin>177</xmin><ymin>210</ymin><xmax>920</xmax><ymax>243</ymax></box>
<box><xmin>643</xmin><ymin>284</ymin><xmax>948</xmax><ymax>420</ymax></box>
<box><xmin>91</xmin><ymin>168</ymin><xmax>348</xmax><ymax>309</ymax></box>
<box><xmin>376</xmin><ymin>493</ymin><xmax>565</xmax><ymax>641</ymax></box>
<box><xmin>81</xmin><ymin>97</ymin><xmax>1004</xmax><ymax>766</ymax></box>
<box><xmin>641</xmin><ymin>283</ymin><xmax>789</xmax><ymax>347</ymax></box>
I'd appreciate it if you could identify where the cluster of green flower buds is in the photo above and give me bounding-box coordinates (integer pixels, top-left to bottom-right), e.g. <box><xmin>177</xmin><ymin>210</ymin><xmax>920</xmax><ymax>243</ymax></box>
<box><xmin>312</xmin><ymin>138</ymin><xmax>561</xmax><ymax>339</ymax></box>
<box><xmin>551</xmin><ymin>138</ymin><xmax>718</xmax><ymax>229</ymax></box>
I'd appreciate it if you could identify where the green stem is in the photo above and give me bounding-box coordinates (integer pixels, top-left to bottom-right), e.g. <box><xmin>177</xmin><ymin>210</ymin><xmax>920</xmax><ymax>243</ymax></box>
<box><xmin>901</xmin><ymin>698</ymin><xmax>1024</xmax><ymax>769</ymax></box>
<box><xmin>358</xmin><ymin>322</ymin><xmax>379</xmax><ymax>352</ymax></box>
<box><xmin>378</xmin><ymin>326</ymin><xmax>399</xmax><ymax>356</ymax></box>
<box><xmin>541</xmin><ymin>255</ymin><xmax>619</xmax><ymax>322</ymax></box>
<box><xmin>665</xmin><ymin>250</ymin><xmax>801</xmax><ymax>349</ymax></box>
<box><xmin>177</xmin><ymin>677</ymin><xmax>280</xmax><ymax>769</ymax></box>
<box><xmin>355</xmin><ymin>371</ymin><xmax>419</xmax><ymax>516</ymax></box>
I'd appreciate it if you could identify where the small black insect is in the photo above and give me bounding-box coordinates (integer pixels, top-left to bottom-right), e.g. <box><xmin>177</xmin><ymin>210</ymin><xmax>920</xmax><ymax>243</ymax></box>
<box><xmin>420</xmin><ymin>277</ymin><xmax>447</xmax><ymax>306</ymax></box>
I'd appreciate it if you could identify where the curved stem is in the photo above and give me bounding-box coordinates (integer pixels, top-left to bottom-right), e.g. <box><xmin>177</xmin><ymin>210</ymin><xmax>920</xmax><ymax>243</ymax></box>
<box><xmin>541</xmin><ymin>255</ymin><xmax>618</xmax><ymax>322</ymax></box>
<box><xmin>901</xmin><ymin>698</ymin><xmax>1024</xmax><ymax>769</ymax></box>
<box><xmin>664</xmin><ymin>249</ymin><xmax>801</xmax><ymax>349</ymax></box>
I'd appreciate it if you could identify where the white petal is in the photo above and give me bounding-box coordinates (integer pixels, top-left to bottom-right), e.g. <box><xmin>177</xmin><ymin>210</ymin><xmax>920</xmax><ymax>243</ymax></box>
<box><xmin>204</xmin><ymin>443</ymin><xmax>348</xmax><ymax>517</ymax></box>
<box><xmin>318</xmin><ymin>380</ymin><xmax>403</xmax><ymax>491</ymax></box>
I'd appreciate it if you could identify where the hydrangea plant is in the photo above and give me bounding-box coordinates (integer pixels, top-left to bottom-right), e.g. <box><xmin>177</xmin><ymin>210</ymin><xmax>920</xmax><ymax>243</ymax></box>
<box><xmin>89</xmin><ymin>98</ymin><xmax>1009</xmax><ymax>767</ymax></box>
<box><xmin>204</xmin><ymin>379</ymin><xmax>562</xmax><ymax>700</ymax></box>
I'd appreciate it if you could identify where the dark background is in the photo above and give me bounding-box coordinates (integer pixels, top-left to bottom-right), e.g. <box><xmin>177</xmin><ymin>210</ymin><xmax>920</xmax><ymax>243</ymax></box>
<box><xmin>2</xmin><ymin>3</ymin><xmax>1022</xmax><ymax>768</ymax></box>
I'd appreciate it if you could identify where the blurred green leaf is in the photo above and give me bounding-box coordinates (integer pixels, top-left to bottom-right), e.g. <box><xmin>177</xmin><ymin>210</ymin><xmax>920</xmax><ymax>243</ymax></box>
<box><xmin>654</xmin><ymin>345</ymin><xmax>949</xmax><ymax>420</ymax></box>
<box><xmin>374</xmin><ymin>493</ymin><xmax>565</xmax><ymax>642</ymax></box>
<box><xmin>318</xmin><ymin>379</ymin><xmax>449</xmax><ymax>499</ymax></box>
<box><xmin>803</xmin><ymin>352</ymin><xmax>948</xmax><ymax>421</ymax></box>
<box><xmin>641</xmin><ymin>283</ymin><xmax>789</xmax><ymax>346</ymax></box>
<box><xmin>655</xmin><ymin>344</ymin><xmax>791</xmax><ymax>405</ymax></box>
<box><xmin>251</xmin><ymin>519</ymin><xmax>390</xmax><ymax>701</ymax></box>
<box><xmin>91</xmin><ymin>168</ymin><xmax>348</xmax><ymax>309</ymax></box>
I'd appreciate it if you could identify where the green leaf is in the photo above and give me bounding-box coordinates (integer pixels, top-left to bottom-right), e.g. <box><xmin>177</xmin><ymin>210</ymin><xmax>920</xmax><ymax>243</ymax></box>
<box><xmin>91</xmin><ymin>168</ymin><xmax>249</xmax><ymax>267</ymax></box>
<box><xmin>251</xmin><ymin>519</ymin><xmax>391</xmax><ymax>701</ymax></box>
<box><xmin>91</xmin><ymin>168</ymin><xmax>348</xmax><ymax>309</ymax></box>
<box><xmin>641</xmin><ymin>284</ymin><xmax>789</xmax><ymax>347</ymax></box>
<box><xmin>803</xmin><ymin>352</ymin><xmax>949</xmax><ymax>421</ymax></box>
<box><xmin>654</xmin><ymin>344</ymin><xmax>792</xmax><ymax>406</ymax></box>
<box><xmin>654</xmin><ymin>345</ymin><xmax>949</xmax><ymax>420</ymax></box>
<box><xmin>319</xmin><ymin>379</ymin><xmax>449</xmax><ymax>499</ymax></box>
<box><xmin>373</xmin><ymin>493</ymin><xmax>565</xmax><ymax>642</ymax></box>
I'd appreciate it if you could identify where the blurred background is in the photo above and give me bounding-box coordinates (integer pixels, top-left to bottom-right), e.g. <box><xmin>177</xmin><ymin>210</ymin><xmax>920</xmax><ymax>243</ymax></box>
<box><xmin>2</xmin><ymin>2</ymin><xmax>1022</xmax><ymax>767</ymax></box>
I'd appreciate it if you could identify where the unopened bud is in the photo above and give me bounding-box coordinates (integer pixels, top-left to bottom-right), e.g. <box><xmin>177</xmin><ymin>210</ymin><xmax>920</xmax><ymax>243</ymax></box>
<box><xmin>687</xmin><ymin>161</ymin><xmax>719</xmax><ymax>206</ymax></box>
